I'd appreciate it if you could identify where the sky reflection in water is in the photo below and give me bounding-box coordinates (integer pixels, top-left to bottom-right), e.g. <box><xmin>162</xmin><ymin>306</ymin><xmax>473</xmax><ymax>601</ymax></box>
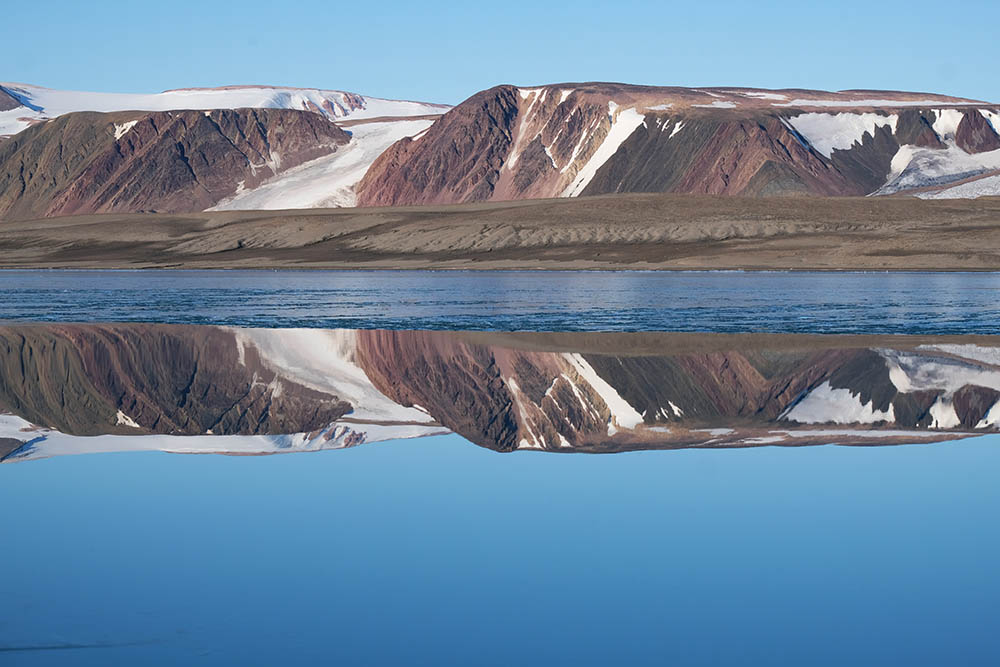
<box><xmin>2</xmin><ymin>434</ymin><xmax>999</xmax><ymax>666</ymax></box>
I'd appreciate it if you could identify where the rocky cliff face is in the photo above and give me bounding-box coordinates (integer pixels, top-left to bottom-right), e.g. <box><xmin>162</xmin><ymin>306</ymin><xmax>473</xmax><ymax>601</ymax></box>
<box><xmin>0</xmin><ymin>108</ymin><xmax>350</xmax><ymax>219</ymax></box>
<box><xmin>357</xmin><ymin>83</ymin><xmax>1000</xmax><ymax>205</ymax></box>
<box><xmin>355</xmin><ymin>87</ymin><xmax>520</xmax><ymax>207</ymax></box>
<box><xmin>3</xmin><ymin>326</ymin><xmax>999</xmax><ymax>461</ymax></box>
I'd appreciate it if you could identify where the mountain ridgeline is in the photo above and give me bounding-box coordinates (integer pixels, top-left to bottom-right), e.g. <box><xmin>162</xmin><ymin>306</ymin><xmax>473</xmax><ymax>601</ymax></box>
<box><xmin>0</xmin><ymin>82</ymin><xmax>448</xmax><ymax>219</ymax></box>
<box><xmin>0</xmin><ymin>108</ymin><xmax>350</xmax><ymax>219</ymax></box>
<box><xmin>0</xmin><ymin>82</ymin><xmax>998</xmax><ymax>221</ymax></box>
<box><xmin>357</xmin><ymin>83</ymin><xmax>1000</xmax><ymax>205</ymax></box>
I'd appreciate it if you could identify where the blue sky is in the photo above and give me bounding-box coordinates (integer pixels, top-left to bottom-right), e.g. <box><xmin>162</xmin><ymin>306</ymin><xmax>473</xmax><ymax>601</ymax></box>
<box><xmin>6</xmin><ymin>0</ymin><xmax>998</xmax><ymax>105</ymax></box>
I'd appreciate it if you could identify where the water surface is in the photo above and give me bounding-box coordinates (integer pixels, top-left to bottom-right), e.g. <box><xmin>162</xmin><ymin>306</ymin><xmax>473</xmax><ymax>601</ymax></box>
<box><xmin>2</xmin><ymin>270</ymin><xmax>998</xmax><ymax>332</ymax></box>
<box><xmin>4</xmin><ymin>270</ymin><xmax>999</xmax><ymax>665</ymax></box>
<box><xmin>3</xmin><ymin>435</ymin><xmax>999</xmax><ymax>666</ymax></box>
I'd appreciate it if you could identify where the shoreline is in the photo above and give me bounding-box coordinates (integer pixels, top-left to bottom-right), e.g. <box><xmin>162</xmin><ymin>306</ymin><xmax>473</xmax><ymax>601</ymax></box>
<box><xmin>1</xmin><ymin>193</ymin><xmax>999</xmax><ymax>271</ymax></box>
<box><xmin>3</xmin><ymin>265</ymin><xmax>1000</xmax><ymax>273</ymax></box>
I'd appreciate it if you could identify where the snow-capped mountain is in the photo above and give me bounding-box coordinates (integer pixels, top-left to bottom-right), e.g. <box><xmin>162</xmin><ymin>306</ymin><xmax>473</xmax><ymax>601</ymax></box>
<box><xmin>356</xmin><ymin>83</ymin><xmax>1000</xmax><ymax>205</ymax></box>
<box><xmin>2</xmin><ymin>81</ymin><xmax>999</xmax><ymax>219</ymax></box>
<box><xmin>0</xmin><ymin>82</ymin><xmax>449</xmax><ymax>137</ymax></box>
<box><xmin>0</xmin><ymin>82</ymin><xmax>448</xmax><ymax>217</ymax></box>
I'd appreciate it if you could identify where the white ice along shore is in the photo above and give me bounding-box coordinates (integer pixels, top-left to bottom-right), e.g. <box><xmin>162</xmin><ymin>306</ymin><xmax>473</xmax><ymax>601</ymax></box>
<box><xmin>0</xmin><ymin>414</ymin><xmax>448</xmax><ymax>463</ymax></box>
<box><xmin>0</xmin><ymin>82</ymin><xmax>449</xmax><ymax>137</ymax></box>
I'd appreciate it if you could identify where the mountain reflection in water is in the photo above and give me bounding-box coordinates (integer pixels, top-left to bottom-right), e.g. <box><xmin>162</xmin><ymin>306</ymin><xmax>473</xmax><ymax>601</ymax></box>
<box><xmin>2</xmin><ymin>325</ymin><xmax>999</xmax><ymax>461</ymax></box>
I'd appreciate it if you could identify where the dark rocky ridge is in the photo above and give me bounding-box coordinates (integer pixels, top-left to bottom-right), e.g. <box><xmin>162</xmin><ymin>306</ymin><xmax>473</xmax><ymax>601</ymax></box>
<box><xmin>357</xmin><ymin>86</ymin><xmax>521</xmax><ymax>207</ymax></box>
<box><xmin>956</xmin><ymin>110</ymin><xmax>1000</xmax><ymax>153</ymax></box>
<box><xmin>0</xmin><ymin>108</ymin><xmax>349</xmax><ymax>220</ymax></box>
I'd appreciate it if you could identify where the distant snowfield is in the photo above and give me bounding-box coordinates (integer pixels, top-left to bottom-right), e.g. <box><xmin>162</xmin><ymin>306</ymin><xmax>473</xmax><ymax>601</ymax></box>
<box><xmin>0</xmin><ymin>413</ymin><xmax>448</xmax><ymax>462</ymax></box>
<box><xmin>919</xmin><ymin>173</ymin><xmax>1000</xmax><ymax>199</ymax></box>
<box><xmin>0</xmin><ymin>82</ymin><xmax>448</xmax><ymax>137</ymax></box>
<box><xmin>692</xmin><ymin>100</ymin><xmax>738</xmax><ymax>109</ymax></box>
<box><xmin>879</xmin><ymin>143</ymin><xmax>1000</xmax><ymax>195</ymax></box>
<box><xmin>210</xmin><ymin>118</ymin><xmax>435</xmax><ymax>210</ymax></box>
<box><xmin>778</xmin><ymin>106</ymin><xmax>1000</xmax><ymax>197</ymax></box>
<box><xmin>783</xmin><ymin>381</ymin><xmax>895</xmax><ymax>425</ymax></box>
<box><xmin>775</xmin><ymin>98</ymin><xmax>981</xmax><ymax>108</ymax></box>
<box><xmin>787</xmin><ymin>112</ymin><xmax>899</xmax><ymax>159</ymax></box>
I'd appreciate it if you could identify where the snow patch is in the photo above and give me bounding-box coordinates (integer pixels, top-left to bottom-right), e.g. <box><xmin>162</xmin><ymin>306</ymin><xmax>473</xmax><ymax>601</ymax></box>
<box><xmin>561</xmin><ymin>107</ymin><xmax>645</xmax><ymax>197</ymax></box>
<box><xmin>928</xmin><ymin>397</ymin><xmax>961</xmax><ymax>429</ymax></box>
<box><xmin>919</xmin><ymin>344</ymin><xmax>1000</xmax><ymax>367</ymax></box>
<box><xmin>931</xmin><ymin>109</ymin><xmax>965</xmax><ymax>140</ymax></box>
<box><xmin>231</xmin><ymin>328</ymin><xmax>434</xmax><ymax>424</ymax></box>
<box><xmin>982</xmin><ymin>109</ymin><xmax>1000</xmax><ymax>134</ymax></box>
<box><xmin>917</xmin><ymin>172</ymin><xmax>1000</xmax><ymax>199</ymax></box>
<box><xmin>210</xmin><ymin>118</ymin><xmax>434</xmax><ymax>210</ymax></box>
<box><xmin>742</xmin><ymin>435</ymin><xmax>787</xmax><ymax>444</ymax></box>
<box><xmin>115</xmin><ymin>410</ymin><xmax>141</xmax><ymax>429</ymax></box>
<box><xmin>692</xmin><ymin>101</ymin><xmax>737</xmax><ymax>109</ymax></box>
<box><xmin>693</xmin><ymin>428</ymin><xmax>735</xmax><ymax>436</ymax></box>
<box><xmin>4</xmin><ymin>421</ymin><xmax>448</xmax><ymax>462</ymax></box>
<box><xmin>774</xmin><ymin>429</ymin><xmax>959</xmax><ymax>439</ymax></box>
<box><xmin>0</xmin><ymin>81</ymin><xmax>448</xmax><ymax>138</ymax></box>
<box><xmin>783</xmin><ymin>381</ymin><xmax>895</xmax><ymax>424</ymax></box>
<box><xmin>0</xmin><ymin>413</ymin><xmax>40</xmax><ymax>440</ymax></box>
<box><xmin>112</xmin><ymin>120</ymin><xmax>137</xmax><ymax>140</ymax></box>
<box><xmin>786</xmin><ymin>112</ymin><xmax>898</xmax><ymax>159</ymax></box>
<box><xmin>776</xmin><ymin>99</ymin><xmax>976</xmax><ymax>108</ymax></box>
<box><xmin>976</xmin><ymin>401</ymin><xmax>1000</xmax><ymax>429</ymax></box>
<box><xmin>878</xmin><ymin>142</ymin><xmax>1000</xmax><ymax>195</ymax></box>
<box><xmin>741</xmin><ymin>91</ymin><xmax>788</xmax><ymax>100</ymax></box>
<box><xmin>563</xmin><ymin>354</ymin><xmax>644</xmax><ymax>429</ymax></box>
<box><xmin>880</xmin><ymin>348</ymin><xmax>1000</xmax><ymax>394</ymax></box>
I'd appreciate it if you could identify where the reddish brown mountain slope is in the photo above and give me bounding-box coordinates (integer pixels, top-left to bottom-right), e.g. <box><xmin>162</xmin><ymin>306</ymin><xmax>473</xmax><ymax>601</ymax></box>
<box><xmin>357</xmin><ymin>83</ymin><xmax>1000</xmax><ymax>205</ymax></box>
<box><xmin>0</xmin><ymin>108</ymin><xmax>349</xmax><ymax>219</ymax></box>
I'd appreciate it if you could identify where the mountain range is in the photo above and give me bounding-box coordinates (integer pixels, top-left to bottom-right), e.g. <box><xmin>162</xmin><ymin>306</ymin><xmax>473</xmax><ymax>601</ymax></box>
<box><xmin>0</xmin><ymin>81</ymin><xmax>998</xmax><ymax>221</ymax></box>
<box><xmin>0</xmin><ymin>82</ymin><xmax>447</xmax><ymax>217</ymax></box>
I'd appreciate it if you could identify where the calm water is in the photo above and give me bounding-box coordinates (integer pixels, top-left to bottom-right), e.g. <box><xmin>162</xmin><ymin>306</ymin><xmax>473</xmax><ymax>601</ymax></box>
<box><xmin>3</xmin><ymin>435</ymin><xmax>1000</xmax><ymax>665</ymax></box>
<box><xmin>1</xmin><ymin>269</ymin><xmax>998</xmax><ymax>332</ymax></box>
<box><xmin>4</xmin><ymin>269</ymin><xmax>1000</xmax><ymax>665</ymax></box>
